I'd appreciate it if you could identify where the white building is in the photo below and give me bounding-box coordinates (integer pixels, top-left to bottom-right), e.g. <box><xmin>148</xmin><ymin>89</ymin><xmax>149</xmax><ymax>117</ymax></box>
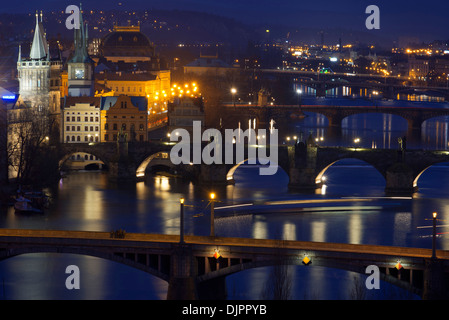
<box><xmin>62</xmin><ymin>97</ymin><xmax>101</xmax><ymax>143</ymax></box>
<box><xmin>17</xmin><ymin>11</ymin><xmax>62</xmax><ymax>114</ymax></box>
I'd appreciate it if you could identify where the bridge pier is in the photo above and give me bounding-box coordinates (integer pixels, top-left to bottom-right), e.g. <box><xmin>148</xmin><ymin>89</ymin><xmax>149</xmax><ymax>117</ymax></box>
<box><xmin>385</xmin><ymin>162</ymin><xmax>416</xmax><ymax>195</ymax></box>
<box><xmin>167</xmin><ymin>244</ymin><xmax>198</xmax><ymax>300</ymax></box>
<box><xmin>107</xmin><ymin>160</ymin><xmax>137</xmax><ymax>181</ymax></box>
<box><xmin>198</xmin><ymin>164</ymin><xmax>229</xmax><ymax>186</ymax></box>
<box><xmin>197</xmin><ymin>276</ymin><xmax>227</xmax><ymax>300</ymax></box>
<box><xmin>288</xmin><ymin>167</ymin><xmax>319</xmax><ymax>191</ymax></box>
<box><xmin>422</xmin><ymin>258</ymin><xmax>448</xmax><ymax>300</ymax></box>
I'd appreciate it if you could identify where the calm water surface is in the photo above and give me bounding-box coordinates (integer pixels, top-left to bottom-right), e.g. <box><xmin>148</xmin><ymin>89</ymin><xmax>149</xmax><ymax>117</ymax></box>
<box><xmin>1</xmin><ymin>105</ymin><xmax>449</xmax><ymax>300</ymax></box>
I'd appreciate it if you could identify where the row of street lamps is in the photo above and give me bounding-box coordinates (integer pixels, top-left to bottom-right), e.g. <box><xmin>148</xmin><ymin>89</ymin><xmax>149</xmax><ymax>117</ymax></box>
<box><xmin>179</xmin><ymin>192</ymin><xmax>216</xmax><ymax>244</ymax></box>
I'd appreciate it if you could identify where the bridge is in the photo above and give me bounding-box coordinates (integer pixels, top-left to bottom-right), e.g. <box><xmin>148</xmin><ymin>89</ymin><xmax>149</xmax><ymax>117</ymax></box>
<box><xmin>58</xmin><ymin>139</ymin><xmax>449</xmax><ymax>195</ymax></box>
<box><xmin>222</xmin><ymin>103</ymin><xmax>449</xmax><ymax>134</ymax></box>
<box><xmin>256</xmin><ymin>69</ymin><xmax>449</xmax><ymax>99</ymax></box>
<box><xmin>0</xmin><ymin>228</ymin><xmax>447</xmax><ymax>299</ymax></box>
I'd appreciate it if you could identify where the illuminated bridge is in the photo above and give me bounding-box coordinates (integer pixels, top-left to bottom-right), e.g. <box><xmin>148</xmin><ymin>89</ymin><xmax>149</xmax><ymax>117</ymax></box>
<box><xmin>0</xmin><ymin>229</ymin><xmax>448</xmax><ymax>299</ymax></box>
<box><xmin>223</xmin><ymin>102</ymin><xmax>449</xmax><ymax>133</ymax></box>
<box><xmin>57</xmin><ymin>140</ymin><xmax>449</xmax><ymax>195</ymax></box>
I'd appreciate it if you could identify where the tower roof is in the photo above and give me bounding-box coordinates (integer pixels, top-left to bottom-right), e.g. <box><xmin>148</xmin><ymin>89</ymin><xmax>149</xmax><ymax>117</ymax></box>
<box><xmin>29</xmin><ymin>11</ymin><xmax>48</xmax><ymax>60</ymax></box>
<box><xmin>69</xmin><ymin>4</ymin><xmax>94</xmax><ymax>64</ymax></box>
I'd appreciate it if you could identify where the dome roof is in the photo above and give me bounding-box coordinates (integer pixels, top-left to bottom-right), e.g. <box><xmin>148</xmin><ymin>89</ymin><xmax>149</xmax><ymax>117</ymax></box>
<box><xmin>101</xmin><ymin>26</ymin><xmax>155</xmax><ymax>58</ymax></box>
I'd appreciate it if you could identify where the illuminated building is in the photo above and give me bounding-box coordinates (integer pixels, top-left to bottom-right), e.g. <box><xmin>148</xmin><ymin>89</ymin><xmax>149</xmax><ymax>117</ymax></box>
<box><xmin>61</xmin><ymin>97</ymin><xmax>101</xmax><ymax>143</ymax></box>
<box><xmin>100</xmin><ymin>95</ymin><xmax>148</xmax><ymax>142</ymax></box>
<box><xmin>167</xmin><ymin>83</ymin><xmax>204</xmax><ymax>133</ymax></box>
<box><xmin>95</xmin><ymin>25</ymin><xmax>170</xmax><ymax>104</ymax></box>
<box><xmin>16</xmin><ymin>11</ymin><xmax>62</xmax><ymax>114</ymax></box>
<box><xmin>67</xmin><ymin>5</ymin><xmax>95</xmax><ymax>97</ymax></box>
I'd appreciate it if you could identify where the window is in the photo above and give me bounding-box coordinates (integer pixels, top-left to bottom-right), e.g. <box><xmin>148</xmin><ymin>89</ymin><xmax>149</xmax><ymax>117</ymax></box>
<box><xmin>66</xmin><ymin>136</ymin><xmax>70</xmax><ymax>142</ymax></box>
<box><xmin>72</xmin><ymin>136</ymin><xmax>75</xmax><ymax>142</ymax></box>
<box><xmin>95</xmin><ymin>117</ymin><xmax>99</xmax><ymax>122</ymax></box>
<box><xmin>77</xmin><ymin>126</ymin><xmax>80</xmax><ymax>131</ymax></box>
<box><xmin>104</xmin><ymin>134</ymin><xmax>109</xmax><ymax>141</ymax></box>
<box><xmin>90</xmin><ymin>117</ymin><xmax>93</xmax><ymax>122</ymax></box>
<box><xmin>72</xmin><ymin>126</ymin><xmax>75</xmax><ymax>131</ymax></box>
<box><xmin>139</xmin><ymin>135</ymin><xmax>144</xmax><ymax>142</ymax></box>
<box><xmin>66</xmin><ymin>116</ymin><xmax>70</xmax><ymax>122</ymax></box>
<box><xmin>105</xmin><ymin>123</ymin><xmax>109</xmax><ymax>130</ymax></box>
<box><xmin>95</xmin><ymin>126</ymin><xmax>99</xmax><ymax>131</ymax></box>
<box><xmin>122</xmin><ymin>124</ymin><xmax>127</xmax><ymax>131</ymax></box>
<box><xmin>72</xmin><ymin>117</ymin><xmax>75</xmax><ymax>122</ymax></box>
<box><xmin>77</xmin><ymin>136</ymin><xmax>81</xmax><ymax>142</ymax></box>
<box><xmin>66</xmin><ymin>126</ymin><xmax>70</xmax><ymax>131</ymax></box>
<box><xmin>113</xmin><ymin>123</ymin><xmax>117</xmax><ymax>130</ymax></box>
<box><xmin>84</xmin><ymin>136</ymin><xmax>88</xmax><ymax>142</ymax></box>
<box><xmin>77</xmin><ymin>117</ymin><xmax>80</xmax><ymax>122</ymax></box>
<box><xmin>85</xmin><ymin>117</ymin><xmax>88</xmax><ymax>121</ymax></box>
<box><xmin>85</xmin><ymin>126</ymin><xmax>88</xmax><ymax>131</ymax></box>
<box><xmin>90</xmin><ymin>126</ymin><xmax>94</xmax><ymax>131</ymax></box>
<box><xmin>139</xmin><ymin>124</ymin><xmax>144</xmax><ymax>131</ymax></box>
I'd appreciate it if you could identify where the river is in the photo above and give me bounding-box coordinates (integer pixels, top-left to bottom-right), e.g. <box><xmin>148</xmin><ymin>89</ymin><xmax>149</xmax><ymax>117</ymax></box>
<box><xmin>1</xmin><ymin>100</ymin><xmax>449</xmax><ymax>300</ymax></box>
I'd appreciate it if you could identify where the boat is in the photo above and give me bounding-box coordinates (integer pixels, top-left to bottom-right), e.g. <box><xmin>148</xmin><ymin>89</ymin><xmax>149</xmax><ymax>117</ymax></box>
<box><xmin>14</xmin><ymin>196</ymin><xmax>43</xmax><ymax>213</ymax></box>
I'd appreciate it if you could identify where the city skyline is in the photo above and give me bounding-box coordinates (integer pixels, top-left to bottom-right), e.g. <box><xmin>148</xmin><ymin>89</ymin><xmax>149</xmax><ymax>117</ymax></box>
<box><xmin>0</xmin><ymin>1</ymin><xmax>448</xmax><ymax>44</ymax></box>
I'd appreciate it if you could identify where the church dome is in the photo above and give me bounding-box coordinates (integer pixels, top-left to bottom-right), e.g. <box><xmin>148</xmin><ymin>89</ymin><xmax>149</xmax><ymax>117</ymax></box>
<box><xmin>100</xmin><ymin>26</ymin><xmax>155</xmax><ymax>58</ymax></box>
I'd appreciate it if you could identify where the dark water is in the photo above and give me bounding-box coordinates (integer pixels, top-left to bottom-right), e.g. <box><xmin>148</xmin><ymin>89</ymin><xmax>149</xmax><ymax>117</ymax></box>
<box><xmin>1</xmin><ymin>106</ymin><xmax>449</xmax><ymax>300</ymax></box>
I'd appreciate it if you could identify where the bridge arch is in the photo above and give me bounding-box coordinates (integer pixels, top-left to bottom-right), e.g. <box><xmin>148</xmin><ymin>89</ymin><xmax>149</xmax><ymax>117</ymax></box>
<box><xmin>315</xmin><ymin>158</ymin><xmax>386</xmax><ymax>185</ymax></box>
<box><xmin>226</xmin><ymin>158</ymin><xmax>288</xmax><ymax>183</ymax></box>
<box><xmin>199</xmin><ymin>255</ymin><xmax>422</xmax><ymax>297</ymax></box>
<box><xmin>136</xmin><ymin>151</ymin><xmax>176</xmax><ymax>178</ymax></box>
<box><xmin>0</xmin><ymin>246</ymin><xmax>170</xmax><ymax>282</ymax></box>
<box><xmin>413</xmin><ymin>161</ymin><xmax>449</xmax><ymax>189</ymax></box>
<box><xmin>59</xmin><ymin>150</ymin><xmax>109</xmax><ymax>171</ymax></box>
<box><xmin>341</xmin><ymin>112</ymin><xmax>408</xmax><ymax>130</ymax></box>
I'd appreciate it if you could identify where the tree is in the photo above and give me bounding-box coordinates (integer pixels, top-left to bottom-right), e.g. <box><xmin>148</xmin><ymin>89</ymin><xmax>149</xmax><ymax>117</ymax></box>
<box><xmin>0</xmin><ymin>101</ymin><xmax>7</xmax><ymax>185</ymax></box>
<box><xmin>7</xmin><ymin>105</ymin><xmax>56</xmax><ymax>184</ymax></box>
<box><xmin>260</xmin><ymin>242</ymin><xmax>293</xmax><ymax>300</ymax></box>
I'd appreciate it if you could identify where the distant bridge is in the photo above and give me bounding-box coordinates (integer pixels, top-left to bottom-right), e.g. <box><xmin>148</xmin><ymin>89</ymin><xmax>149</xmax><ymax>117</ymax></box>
<box><xmin>257</xmin><ymin>69</ymin><xmax>449</xmax><ymax>99</ymax></box>
<box><xmin>57</xmin><ymin>141</ymin><xmax>449</xmax><ymax>195</ymax></box>
<box><xmin>223</xmin><ymin>103</ymin><xmax>449</xmax><ymax>132</ymax></box>
<box><xmin>0</xmin><ymin>228</ymin><xmax>447</xmax><ymax>299</ymax></box>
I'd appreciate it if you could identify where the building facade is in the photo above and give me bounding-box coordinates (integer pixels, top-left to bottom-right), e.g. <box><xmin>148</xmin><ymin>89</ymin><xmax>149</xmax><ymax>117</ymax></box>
<box><xmin>67</xmin><ymin>6</ymin><xmax>95</xmax><ymax>97</ymax></box>
<box><xmin>62</xmin><ymin>97</ymin><xmax>101</xmax><ymax>143</ymax></box>
<box><xmin>100</xmin><ymin>95</ymin><xmax>148</xmax><ymax>143</ymax></box>
<box><xmin>17</xmin><ymin>12</ymin><xmax>62</xmax><ymax>113</ymax></box>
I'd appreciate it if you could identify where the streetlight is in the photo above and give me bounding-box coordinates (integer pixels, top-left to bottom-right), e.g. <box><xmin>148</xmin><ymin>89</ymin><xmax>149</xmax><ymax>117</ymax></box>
<box><xmin>432</xmin><ymin>211</ymin><xmax>437</xmax><ymax>259</ymax></box>
<box><xmin>231</xmin><ymin>88</ymin><xmax>237</xmax><ymax>107</ymax></box>
<box><xmin>180</xmin><ymin>198</ymin><xmax>185</xmax><ymax>244</ymax></box>
<box><xmin>210</xmin><ymin>193</ymin><xmax>216</xmax><ymax>237</ymax></box>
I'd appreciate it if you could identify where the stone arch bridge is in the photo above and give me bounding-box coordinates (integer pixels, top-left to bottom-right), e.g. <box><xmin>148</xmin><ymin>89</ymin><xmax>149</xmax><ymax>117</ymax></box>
<box><xmin>58</xmin><ymin>141</ymin><xmax>449</xmax><ymax>195</ymax></box>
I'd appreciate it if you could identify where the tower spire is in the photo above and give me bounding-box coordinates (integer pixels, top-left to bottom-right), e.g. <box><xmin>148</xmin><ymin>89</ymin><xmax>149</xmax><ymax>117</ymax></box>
<box><xmin>17</xmin><ymin>44</ymin><xmax>21</xmax><ymax>62</ymax></box>
<box><xmin>30</xmin><ymin>10</ymin><xmax>47</xmax><ymax>60</ymax></box>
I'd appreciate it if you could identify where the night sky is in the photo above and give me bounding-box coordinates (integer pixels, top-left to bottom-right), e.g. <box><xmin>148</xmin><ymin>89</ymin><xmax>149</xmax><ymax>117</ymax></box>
<box><xmin>0</xmin><ymin>0</ymin><xmax>447</xmax><ymax>42</ymax></box>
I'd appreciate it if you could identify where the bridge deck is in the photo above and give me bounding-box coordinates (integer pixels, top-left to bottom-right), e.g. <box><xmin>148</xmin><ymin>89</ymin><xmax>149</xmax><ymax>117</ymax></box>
<box><xmin>0</xmin><ymin>228</ymin><xmax>446</xmax><ymax>261</ymax></box>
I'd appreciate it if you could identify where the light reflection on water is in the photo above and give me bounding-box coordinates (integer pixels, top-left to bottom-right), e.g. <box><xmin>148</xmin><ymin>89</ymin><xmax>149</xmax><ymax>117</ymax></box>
<box><xmin>0</xmin><ymin>113</ymin><xmax>449</xmax><ymax>299</ymax></box>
